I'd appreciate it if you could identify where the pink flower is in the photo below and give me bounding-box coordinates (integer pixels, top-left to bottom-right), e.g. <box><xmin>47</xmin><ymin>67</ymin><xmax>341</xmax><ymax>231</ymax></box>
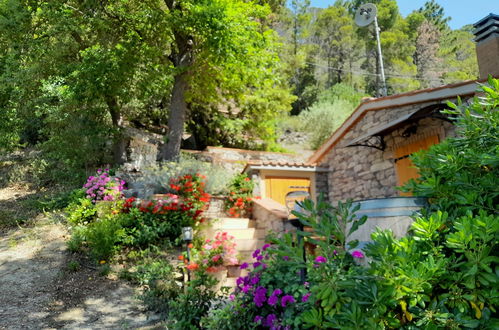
<box><xmin>314</xmin><ymin>256</ymin><xmax>327</xmax><ymax>263</ymax></box>
<box><xmin>352</xmin><ymin>250</ymin><xmax>365</xmax><ymax>259</ymax></box>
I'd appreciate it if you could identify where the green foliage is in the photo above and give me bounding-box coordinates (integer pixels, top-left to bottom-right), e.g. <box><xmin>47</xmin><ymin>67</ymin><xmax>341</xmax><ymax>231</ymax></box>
<box><xmin>66</xmin><ymin>198</ymin><xmax>97</xmax><ymax>226</ymax></box>
<box><xmin>296</xmin><ymin>197</ymin><xmax>367</xmax><ymax>251</ymax></box>
<box><xmin>167</xmin><ymin>271</ymin><xmax>219</xmax><ymax>329</ymax></box>
<box><xmin>84</xmin><ymin>216</ymin><xmax>126</xmax><ymax>262</ymax></box>
<box><xmin>123</xmin><ymin>257</ymin><xmax>182</xmax><ymax>316</ymax></box>
<box><xmin>293</xmin><ymin>83</ymin><xmax>364</xmax><ymax>149</ymax></box>
<box><xmin>403</xmin><ymin>78</ymin><xmax>499</xmax><ymax>216</ymax></box>
<box><xmin>299</xmin><ymin>99</ymin><xmax>356</xmax><ymax>149</ymax></box>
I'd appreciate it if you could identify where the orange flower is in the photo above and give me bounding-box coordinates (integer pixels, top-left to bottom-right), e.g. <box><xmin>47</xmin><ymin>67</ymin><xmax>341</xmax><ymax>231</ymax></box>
<box><xmin>188</xmin><ymin>243</ymin><xmax>193</xmax><ymax>249</ymax></box>
<box><xmin>178</xmin><ymin>255</ymin><xmax>184</xmax><ymax>260</ymax></box>
<box><xmin>186</xmin><ymin>262</ymin><xmax>199</xmax><ymax>271</ymax></box>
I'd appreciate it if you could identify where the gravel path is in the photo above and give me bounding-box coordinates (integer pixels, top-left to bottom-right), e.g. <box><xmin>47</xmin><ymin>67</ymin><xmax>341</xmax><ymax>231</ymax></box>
<box><xmin>0</xmin><ymin>187</ymin><xmax>162</xmax><ymax>329</ymax></box>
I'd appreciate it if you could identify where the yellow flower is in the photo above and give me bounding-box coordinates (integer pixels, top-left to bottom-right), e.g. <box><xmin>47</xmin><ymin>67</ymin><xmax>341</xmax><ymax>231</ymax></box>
<box><xmin>99</xmin><ymin>260</ymin><xmax>106</xmax><ymax>264</ymax></box>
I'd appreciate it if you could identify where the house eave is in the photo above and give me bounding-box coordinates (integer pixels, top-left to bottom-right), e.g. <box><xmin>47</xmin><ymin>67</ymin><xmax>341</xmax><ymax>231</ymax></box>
<box><xmin>307</xmin><ymin>79</ymin><xmax>481</xmax><ymax>164</ymax></box>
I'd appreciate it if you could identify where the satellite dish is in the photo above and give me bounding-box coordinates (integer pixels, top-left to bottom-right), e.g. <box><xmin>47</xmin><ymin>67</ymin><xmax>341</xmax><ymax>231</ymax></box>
<box><xmin>354</xmin><ymin>3</ymin><xmax>377</xmax><ymax>27</ymax></box>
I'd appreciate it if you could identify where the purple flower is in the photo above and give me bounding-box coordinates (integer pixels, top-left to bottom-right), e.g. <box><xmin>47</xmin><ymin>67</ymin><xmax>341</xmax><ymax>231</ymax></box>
<box><xmin>314</xmin><ymin>256</ymin><xmax>327</xmax><ymax>263</ymax></box>
<box><xmin>254</xmin><ymin>315</ymin><xmax>263</xmax><ymax>324</ymax></box>
<box><xmin>268</xmin><ymin>294</ymin><xmax>278</xmax><ymax>306</ymax></box>
<box><xmin>282</xmin><ymin>256</ymin><xmax>290</xmax><ymax>261</ymax></box>
<box><xmin>264</xmin><ymin>314</ymin><xmax>277</xmax><ymax>327</ymax></box>
<box><xmin>256</xmin><ymin>255</ymin><xmax>264</xmax><ymax>261</ymax></box>
<box><xmin>240</xmin><ymin>263</ymin><xmax>249</xmax><ymax>270</ymax></box>
<box><xmin>262</xmin><ymin>243</ymin><xmax>271</xmax><ymax>251</ymax></box>
<box><xmin>250</xmin><ymin>276</ymin><xmax>260</xmax><ymax>285</ymax></box>
<box><xmin>333</xmin><ymin>250</ymin><xmax>338</xmax><ymax>255</ymax></box>
<box><xmin>253</xmin><ymin>262</ymin><xmax>261</xmax><ymax>268</ymax></box>
<box><xmin>272</xmin><ymin>289</ymin><xmax>282</xmax><ymax>296</ymax></box>
<box><xmin>351</xmin><ymin>250</ymin><xmax>365</xmax><ymax>259</ymax></box>
<box><xmin>236</xmin><ymin>277</ymin><xmax>244</xmax><ymax>286</ymax></box>
<box><xmin>242</xmin><ymin>285</ymin><xmax>251</xmax><ymax>293</ymax></box>
<box><xmin>302</xmin><ymin>293</ymin><xmax>311</xmax><ymax>302</ymax></box>
<box><xmin>252</xmin><ymin>249</ymin><xmax>261</xmax><ymax>258</ymax></box>
<box><xmin>253</xmin><ymin>286</ymin><xmax>267</xmax><ymax>307</ymax></box>
<box><xmin>281</xmin><ymin>295</ymin><xmax>296</xmax><ymax>307</ymax></box>
<box><xmin>229</xmin><ymin>294</ymin><xmax>235</xmax><ymax>301</ymax></box>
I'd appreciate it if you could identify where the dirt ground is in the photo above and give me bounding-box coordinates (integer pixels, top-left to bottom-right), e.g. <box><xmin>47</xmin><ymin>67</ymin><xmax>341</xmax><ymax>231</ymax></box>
<box><xmin>0</xmin><ymin>186</ymin><xmax>162</xmax><ymax>329</ymax></box>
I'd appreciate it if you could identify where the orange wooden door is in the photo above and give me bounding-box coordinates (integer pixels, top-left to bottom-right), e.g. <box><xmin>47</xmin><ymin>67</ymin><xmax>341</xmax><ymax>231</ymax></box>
<box><xmin>395</xmin><ymin>135</ymin><xmax>439</xmax><ymax>195</ymax></box>
<box><xmin>265</xmin><ymin>177</ymin><xmax>311</xmax><ymax>205</ymax></box>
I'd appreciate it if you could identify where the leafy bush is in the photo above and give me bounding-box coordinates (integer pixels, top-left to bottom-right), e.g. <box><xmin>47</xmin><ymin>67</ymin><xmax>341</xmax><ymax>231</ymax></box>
<box><xmin>84</xmin><ymin>216</ymin><xmax>126</xmax><ymax>261</ymax></box>
<box><xmin>298</xmin><ymin>99</ymin><xmax>357</xmax><ymax>149</ymax></box>
<box><xmin>65</xmin><ymin>197</ymin><xmax>97</xmax><ymax>226</ymax></box>
<box><xmin>403</xmin><ymin>77</ymin><xmax>499</xmax><ymax>216</ymax></box>
<box><xmin>123</xmin><ymin>258</ymin><xmax>182</xmax><ymax>315</ymax></box>
<box><xmin>167</xmin><ymin>271</ymin><xmax>220</xmax><ymax>329</ymax></box>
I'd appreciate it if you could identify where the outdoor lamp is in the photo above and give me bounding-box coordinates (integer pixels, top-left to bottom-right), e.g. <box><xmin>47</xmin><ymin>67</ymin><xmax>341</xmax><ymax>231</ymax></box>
<box><xmin>181</xmin><ymin>226</ymin><xmax>193</xmax><ymax>282</ymax></box>
<box><xmin>182</xmin><ymin>226</ymin><xmax>193</xmax><ymax>242</ymax></box>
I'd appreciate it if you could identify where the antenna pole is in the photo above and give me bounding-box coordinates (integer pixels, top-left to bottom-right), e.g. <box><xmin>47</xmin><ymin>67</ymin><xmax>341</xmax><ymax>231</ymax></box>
<box><xmin>374</xmin><ymin>16</ymin><xmax>387</xmax><ymax>97</ymax></box>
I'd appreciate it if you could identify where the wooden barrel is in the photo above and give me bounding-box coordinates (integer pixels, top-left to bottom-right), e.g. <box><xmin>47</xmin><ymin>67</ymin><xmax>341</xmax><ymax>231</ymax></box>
<box><xmin>347</xmin><ymin>197</ymin><xmax>428</xmax><ymax>249</ymax></box>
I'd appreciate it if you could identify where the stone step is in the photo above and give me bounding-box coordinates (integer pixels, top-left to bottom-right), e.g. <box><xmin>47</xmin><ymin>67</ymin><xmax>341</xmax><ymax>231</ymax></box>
<box><xmin>207</xmin><ymin>217</ymin><xmax>254</xmax><ymax>230</ymax></box>
<box><xmin>234</xmin><ymin>239</ymin><xmax>265</xmax><ymax>252</ymax></box>
<box><xmin>226</xmin><ymin>228</ymin><xmax>256</xmax><ymax>240</ymax></box>
<box><xmin>226</xmin><ymin>265</ymin><xmax>250</xmax><ymax>278</ymax></box>
<box><xmin>222</xmin><ymin>277</ymin><xmax>238</xmax><ymax>290</ymax></box>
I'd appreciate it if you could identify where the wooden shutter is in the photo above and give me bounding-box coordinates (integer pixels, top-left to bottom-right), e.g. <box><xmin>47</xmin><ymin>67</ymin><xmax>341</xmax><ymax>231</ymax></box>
<box><xmin>395</xmin><ymin>135</ymin><xmax>439</xmax><ymax>195</ymax></box>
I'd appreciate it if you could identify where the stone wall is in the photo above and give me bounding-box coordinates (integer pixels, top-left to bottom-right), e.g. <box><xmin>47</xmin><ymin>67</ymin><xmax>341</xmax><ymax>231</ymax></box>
<box><xmin>252</xmin><ymin>198</ymin><xmax>295</xmax><ymax>234</ymax></box>
<box><xmin>314</xmin><ymin>170</ymin><xmax>330</xmax><ymax>202</ymax></box>
<box><xmin>184</xmin><ymin>147</ymin><xmax>307</xmax><ymax>173</ymax></box>
<box><xmin>320</xmin><ymin>100</ymin><xmax>460</xmax><ymax>204</ymax></box>
<box><xmin>121</xmin><ymin>127</ymin><xmax>162</xmax><ymax>172</ymax></box>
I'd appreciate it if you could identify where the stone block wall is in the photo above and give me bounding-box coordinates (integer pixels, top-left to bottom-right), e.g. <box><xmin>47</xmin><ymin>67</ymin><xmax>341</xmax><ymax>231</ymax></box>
<box><xmin>183</xmin><ymin>147</ymin><xmax>305</xmax><ymax>173</ymax></box>
<box><xmin>252</xmin><ymin>198</ymin><xmax>295</xmax><ymax>234</ymax></box>
<box><xmin>320</xmin><ymin>100</ymin><xmax>460</xmax><ymax>204</ymax></box>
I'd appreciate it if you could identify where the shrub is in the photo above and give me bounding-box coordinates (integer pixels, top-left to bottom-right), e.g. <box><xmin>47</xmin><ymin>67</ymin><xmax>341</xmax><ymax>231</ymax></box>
<box><xmin>403</xmin><ymin>77</ymin><xmax>499</xmax><ymax>216</ymax></box>
<box><xmin>84</xmin><ymin>215</ymin><xmax>126</xmax><ymax>261</ymax></box>
<box><xmin>167</xmin><ymin>271</ymin><xmax>220</xmax><ymax>329</ymax></box>
<box><xmin>298</xmin><ymin>99</ymin><xmax>357</xmax><ymax>149</ymax></box>
<box><xmin>65</xmin><ymin>197</ymin><xmax>97</xmax><ymax>226</ymax></box>
<box><xmin>124</xmin><ymin>258</ymin><xmax>182</xmax><ymax>316</ymax></box>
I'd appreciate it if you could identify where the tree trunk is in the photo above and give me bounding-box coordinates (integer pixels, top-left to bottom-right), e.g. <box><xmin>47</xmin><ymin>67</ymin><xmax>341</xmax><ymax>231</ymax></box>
<box><xmin>106</xmin><ymin>96</ymin><xmax>127</xmax><ymax>165</ymax></box>
<box><xmin>159</xmin><ymin>71</ymin><xmax>189</xmax><ymax>160</ymax></box>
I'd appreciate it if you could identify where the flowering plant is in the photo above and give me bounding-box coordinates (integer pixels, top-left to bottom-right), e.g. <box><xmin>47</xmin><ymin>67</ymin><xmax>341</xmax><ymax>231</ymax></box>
<box><xmin>224</xmin><ymin>173</ymin><xmax>254</xmax><ymax>217</ymax></box>
<box><xmin>83</xmin><ymin>168</ymin><xmax>125</xmax><ymax>203</ymax></box>
<box><xmin>180</xmin><ymin>231</ymin><xmax>239</xmax><ymax>273</ymax></box>
<box><xmin>169</xmin><ymin>173</ymin><xmax>211</xmax><ymax>219</ymax></box>
<box><xmin>226</xmin><ymin>242</ymin><xmax>311</xmax><ymax>329</ymax></box>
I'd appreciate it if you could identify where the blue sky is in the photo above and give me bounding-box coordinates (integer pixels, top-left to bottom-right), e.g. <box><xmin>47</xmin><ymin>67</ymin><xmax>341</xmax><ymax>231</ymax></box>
<box><xmin>308</xmin><ymin>0</ymin><xmax>498</xmax><ymax>30</ymax></box>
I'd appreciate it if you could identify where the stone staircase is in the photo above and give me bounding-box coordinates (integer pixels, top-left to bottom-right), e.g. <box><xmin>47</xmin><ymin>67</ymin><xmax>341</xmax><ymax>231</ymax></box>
<box><xmin>202</xmin><ymin>216</ymin><xmax>267</xmax><ymax>289</ymax></box>
<box><xmin>200</xmin><ymin>197</ymin><xmax>292</xmax><ymax>290</ymax></box>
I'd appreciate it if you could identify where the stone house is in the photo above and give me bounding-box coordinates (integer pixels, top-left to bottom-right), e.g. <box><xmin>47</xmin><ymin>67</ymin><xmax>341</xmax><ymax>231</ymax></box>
<box><xmin>241</xmin><ymin>14</ymin><xmax>498</xmax><ymax>247</ymax></box>
<box><xmin>309</xmin><ymin>13</ymin><xmax>499</xmax><ymax>205</ymax></box>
